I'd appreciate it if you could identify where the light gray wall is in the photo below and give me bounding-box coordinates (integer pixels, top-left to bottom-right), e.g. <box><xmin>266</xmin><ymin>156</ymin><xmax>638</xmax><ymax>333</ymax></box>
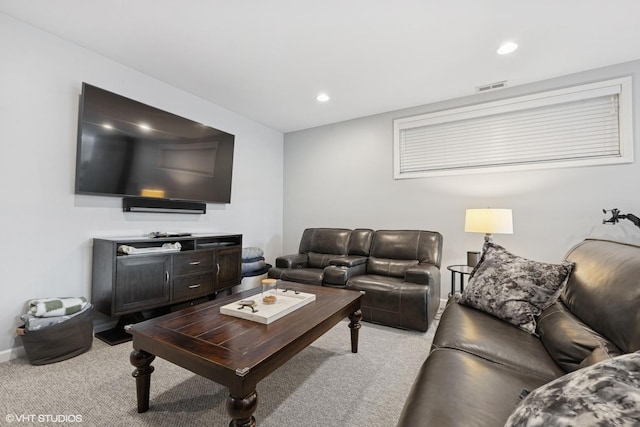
<box><xmin>283</xmin><ymin>60</ymin><xmax>640</xmax><ymax>294</ymax></box>
<box><xmin>0</xmin><ymin>14</ymin><xmax>284</xmax><ymax>357</ymax></box>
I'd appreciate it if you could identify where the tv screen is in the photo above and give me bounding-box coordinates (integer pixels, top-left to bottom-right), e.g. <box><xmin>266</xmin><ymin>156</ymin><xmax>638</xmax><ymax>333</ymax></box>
<box><xmin>75</xmin><ymin>83</ymin><xmax>234</xmax><ymax>204</ymax></box>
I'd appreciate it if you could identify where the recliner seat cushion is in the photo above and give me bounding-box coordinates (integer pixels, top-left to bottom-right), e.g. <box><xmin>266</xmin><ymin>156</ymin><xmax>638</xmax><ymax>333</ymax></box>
<box><xmin>347</xmin><ymin>275</ymin><xmax>403</xmax><ymax>313</ymax></box>
<box><xmin>347</xmin><ymin>275</ymin><xmax>432</xmax><ymax>332</ymax></box>
<box><xmin>397</xmin><ymin>348</ymin><xmax>551</xmax><ymax>427</ymax></box>
<box><xmin>433</xmin><ymin>302</ymin><xmax>565</xmax><ymax>380</ymax></box>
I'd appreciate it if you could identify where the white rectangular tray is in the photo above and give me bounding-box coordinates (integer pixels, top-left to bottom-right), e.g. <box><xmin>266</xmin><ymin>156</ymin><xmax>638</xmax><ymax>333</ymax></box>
<box><xmin>220</xmin><ymin>289</ymin><xmax>316</xmax><ymax>324</ymax></box>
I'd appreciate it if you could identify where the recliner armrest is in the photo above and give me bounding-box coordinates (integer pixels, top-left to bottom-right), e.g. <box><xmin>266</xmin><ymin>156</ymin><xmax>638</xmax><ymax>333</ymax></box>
<box><xmin>405</xmin><ymin>263</ymin><xmax>440</xmax><ymax>286</ymax></box>
<box><xmin>275</xmin><ymin>253</ymin><xmax>308</xmax><ymax>269</ymax></box>
<box><xmin>329</xmin><ymin>255</ymin><xmax>368</xmax><ymax>268</ymax></box>
<box><xmin>323</xmin><ymin>263</ymin><xmax>368</xmax><ymax>287</ymax></box>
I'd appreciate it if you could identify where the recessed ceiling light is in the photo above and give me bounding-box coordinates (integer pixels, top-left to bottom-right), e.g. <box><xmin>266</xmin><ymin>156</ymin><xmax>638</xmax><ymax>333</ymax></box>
<box><xmin>497</xmin><ymin>41</ymin><xmax>518</xmax><ymax>55</ymax></box>
<box><xmin>138</xmin><ymin>123</ymin><xmax>151</xmax><ymax>131</ymax></box>
<box><xmin>102</xmin><ymin>123</ymin><xmax>113</xmax><ymax>130</ymax></box>
<box><xmin>316</xmin><ymin>93</ymin><xmax>330</xmax><ymax>102</ymax></box>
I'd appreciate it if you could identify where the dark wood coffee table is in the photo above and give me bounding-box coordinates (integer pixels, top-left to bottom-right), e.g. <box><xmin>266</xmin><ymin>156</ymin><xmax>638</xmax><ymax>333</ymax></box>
<box><xmin>126</xmin><ymin>281</ymin><xmax>363</xmax><ymax>426</ymax></box>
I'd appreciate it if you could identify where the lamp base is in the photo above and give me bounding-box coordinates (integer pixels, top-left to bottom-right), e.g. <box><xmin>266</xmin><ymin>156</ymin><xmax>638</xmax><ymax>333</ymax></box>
<box><xmin>467</xmin><ymin>251</ymin><xmax>480</xmax><ymax>267</ymax></box>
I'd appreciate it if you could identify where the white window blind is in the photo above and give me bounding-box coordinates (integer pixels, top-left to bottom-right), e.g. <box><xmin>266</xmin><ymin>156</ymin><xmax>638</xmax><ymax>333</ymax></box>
<box><xmin>393</xmin><ymin>77</ymin><xmax>633</xmax><ymax>178</ymax></box>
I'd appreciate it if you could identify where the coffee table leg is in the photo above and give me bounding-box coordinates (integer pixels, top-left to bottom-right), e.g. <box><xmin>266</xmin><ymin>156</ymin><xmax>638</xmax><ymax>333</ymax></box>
<box><xmin>130</xmin><ymin>349</ymin><xmax>156</xmax><ymax>413</ymax></box>
<box><xmin>226</xmin><ymin>391</ymin><xmax>258</xmax><ymax>427</ymax></box>
<box><xmin>348</xmin><ymin>309</ymin><xmax>362</xmax><ymax>353</ymax></box>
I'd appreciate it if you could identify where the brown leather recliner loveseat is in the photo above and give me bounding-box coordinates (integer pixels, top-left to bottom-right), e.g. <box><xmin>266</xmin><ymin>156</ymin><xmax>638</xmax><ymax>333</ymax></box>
<box><xmin>269</xmin><ymin>228</ymin><xmax>443</xmax><ymax>332</ymax></box>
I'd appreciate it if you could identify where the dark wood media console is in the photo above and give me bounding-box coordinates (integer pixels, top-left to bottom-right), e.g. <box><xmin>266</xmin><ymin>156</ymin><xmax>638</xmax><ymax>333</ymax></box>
<box><xmin>92</xmin><ymin>233</ymin><xmax>242</xmax><ymax>344</ymax></box>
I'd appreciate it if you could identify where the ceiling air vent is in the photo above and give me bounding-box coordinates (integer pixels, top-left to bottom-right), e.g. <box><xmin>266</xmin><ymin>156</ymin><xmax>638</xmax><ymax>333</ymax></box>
<box><xmin>476</xmin><ymin>80</ymin><xmax>507</xmax><ymax>92</ymax></box>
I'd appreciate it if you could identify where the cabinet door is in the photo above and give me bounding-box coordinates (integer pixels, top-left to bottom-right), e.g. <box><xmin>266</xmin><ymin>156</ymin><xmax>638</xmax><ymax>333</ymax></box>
<box><xmin>115</xmin><ymin>255</ymin><xmax>171</xmax><ymax>315</ymax></box>
<box><xmin>215</xmin><ymin>247</ymin><xmax>242</xmax><ymax>292</ymax></box>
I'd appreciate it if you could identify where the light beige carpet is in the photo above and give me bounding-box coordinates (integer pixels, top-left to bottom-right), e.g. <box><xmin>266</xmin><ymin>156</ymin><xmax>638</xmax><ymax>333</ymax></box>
<box><xmin>1</xmin><ymin>314</ymin><xmax>440</xmax><ymax>427</ymax></box>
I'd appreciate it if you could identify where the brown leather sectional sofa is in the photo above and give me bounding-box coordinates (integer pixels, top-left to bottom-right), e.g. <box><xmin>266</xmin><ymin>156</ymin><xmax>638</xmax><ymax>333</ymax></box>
<box><xmin>269</xmin><ymin>228</ymin><xmax>443</xmax><ymax>332</ymax></box>
<box><xmin>397</xmin><ymin>238</ymin><xmax>640</xmax><ymax>426</ymax></box>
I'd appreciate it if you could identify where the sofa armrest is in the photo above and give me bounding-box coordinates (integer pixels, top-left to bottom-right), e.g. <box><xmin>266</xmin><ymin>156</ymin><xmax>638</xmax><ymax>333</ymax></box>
<box><xmin>323</xmin><ymin>263</ymin><xmax>368</xmax><ymax>287</ymax></box>
<box><xmin>329</xmin><ymin>255</ymin><xmax>368</xmax><ymax>268</ymax></box>
<box><xmin>275</xmin><ymin>253</ymin><xmax>308</xmax><ymax>269</ymax></box>
<box><xmin>405</xmin><ymin>263</ymin><xmax>440</xmax><ymax>286</ymax></box>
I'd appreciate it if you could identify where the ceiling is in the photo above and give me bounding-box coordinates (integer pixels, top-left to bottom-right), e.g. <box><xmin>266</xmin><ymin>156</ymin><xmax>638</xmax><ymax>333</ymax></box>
<box><xmin>2</xmin><ymin>1</ymin><xmax>640</xmax><ymax>133</ymax></box>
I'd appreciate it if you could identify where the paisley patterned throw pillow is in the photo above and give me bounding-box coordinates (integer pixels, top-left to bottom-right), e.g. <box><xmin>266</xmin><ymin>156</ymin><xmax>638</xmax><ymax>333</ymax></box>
<box><xmin>504</xmin><ymin>351</ymin><xmax>640</xmax><ymax>426</ymax></box>
<box><xmin>458</xmin><ymin>243</ymin><xmax>573</xmax><ymax>334</ymax></box>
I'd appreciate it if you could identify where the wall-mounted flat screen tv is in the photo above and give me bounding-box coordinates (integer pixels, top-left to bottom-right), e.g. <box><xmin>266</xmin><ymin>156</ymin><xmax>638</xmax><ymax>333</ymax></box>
<box><xmin>75</xmin><ymin>83</ymin><xmax>234</xmax><ymax>204</ymax></box>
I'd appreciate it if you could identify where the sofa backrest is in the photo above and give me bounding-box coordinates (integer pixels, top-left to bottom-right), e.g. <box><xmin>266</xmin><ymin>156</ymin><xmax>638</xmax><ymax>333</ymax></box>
<box><xmin>349</xmin><ymin>229</ymin><xmax>375</xmax><ymax>256</ymax></box>
<box><xmin>366</xmin><ymin>230</ymin><xmax>443</xmax><ymax>277</ymax></box>
<box><xmin>298</xmin><ymin>228</ymin><xmax>352</xmax><ymax>268</ymax></box>
<box><xmin>561</xmin><ymin>238</ymin><xmax>640</xmax><ymax>354</ymax></box>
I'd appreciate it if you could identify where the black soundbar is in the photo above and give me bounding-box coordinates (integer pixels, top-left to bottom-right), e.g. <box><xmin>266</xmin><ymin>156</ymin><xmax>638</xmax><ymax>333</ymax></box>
<box><xmin>122</xmin><ymin>197</ymin><xmax>206</xmax><ymax>214</ymax></box>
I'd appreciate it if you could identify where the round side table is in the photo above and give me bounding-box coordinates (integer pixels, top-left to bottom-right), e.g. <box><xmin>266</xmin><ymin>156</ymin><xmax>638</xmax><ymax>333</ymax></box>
<box><xmin>447</xmin><ymin>265</ymin><xmax>474</xmax><ymax>296</ymax></box>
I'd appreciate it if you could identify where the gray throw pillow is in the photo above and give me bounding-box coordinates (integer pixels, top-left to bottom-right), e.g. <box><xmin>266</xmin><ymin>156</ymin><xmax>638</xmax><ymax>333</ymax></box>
<box><xmin>458</xmin><ymin>243</ymin><xmax>573</xmax><ymax>334</ymax></box>
<box><xmin>504</xmin><ymin>351</ymin><xmax>640</xmax><ymax>426</ymax></box>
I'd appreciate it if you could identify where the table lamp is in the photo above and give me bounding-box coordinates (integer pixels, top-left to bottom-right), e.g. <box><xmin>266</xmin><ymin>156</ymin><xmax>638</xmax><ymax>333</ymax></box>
<box><xmin>465</xmin><ymin>208</ymin><xmax>513</xmax><ymax>255</ymax></box>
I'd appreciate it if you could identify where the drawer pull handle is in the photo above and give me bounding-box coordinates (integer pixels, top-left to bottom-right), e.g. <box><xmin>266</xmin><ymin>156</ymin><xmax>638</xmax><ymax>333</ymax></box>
<box><xmin>188</xmin><ymin>284</ymin><xmax>201</xmax><ymax>289</ymax></box>
<box><xmin>165</xmin><ymin>272</ymin><xmax>169</xmax><ymax>284</ymax></box>
<box><xmin>189</xmin><ymin>261</ymin><xmax>201</xmax><ymax>265</ymax></box>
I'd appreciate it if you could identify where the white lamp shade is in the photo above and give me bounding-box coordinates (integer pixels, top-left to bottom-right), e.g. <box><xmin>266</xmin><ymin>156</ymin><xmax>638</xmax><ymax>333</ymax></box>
<box><xmin>465</xmin><ymin>209</ymin><xmax>513</xmax><ymax>234</ymax></box>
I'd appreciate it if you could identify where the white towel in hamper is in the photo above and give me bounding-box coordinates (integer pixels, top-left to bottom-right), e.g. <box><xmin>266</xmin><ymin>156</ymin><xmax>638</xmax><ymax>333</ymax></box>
<box><xmin>21</xmin><ymin>304</ymin><xmax>92</xmax><ymax>331</ymax></box>
<box><xmin>28</xmin><ymin>297</ymin><xmax>88</xmax><ymax>317</ymax></box>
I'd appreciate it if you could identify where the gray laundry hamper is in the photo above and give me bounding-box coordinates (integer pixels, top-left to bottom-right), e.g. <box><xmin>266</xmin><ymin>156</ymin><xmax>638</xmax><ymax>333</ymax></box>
<box><xmin>18</xmin><ymin>307</ymin><xmax>93</xmax><ymax>365</ymax></box>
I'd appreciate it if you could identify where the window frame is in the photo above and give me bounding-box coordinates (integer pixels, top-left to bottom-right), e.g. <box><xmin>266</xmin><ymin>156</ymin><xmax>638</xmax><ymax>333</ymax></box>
<box><xmin>393</xmin><ymin>77</ymin><xmax>634</xmax><ymax>179</ymax></box>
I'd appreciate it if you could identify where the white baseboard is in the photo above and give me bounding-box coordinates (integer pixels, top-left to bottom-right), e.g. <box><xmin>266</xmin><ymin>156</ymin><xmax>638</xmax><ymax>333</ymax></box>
<box><xmin>0</xmin><ymin>345</ymin><xmax>26</xmax><ymax>363</ymax></box>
